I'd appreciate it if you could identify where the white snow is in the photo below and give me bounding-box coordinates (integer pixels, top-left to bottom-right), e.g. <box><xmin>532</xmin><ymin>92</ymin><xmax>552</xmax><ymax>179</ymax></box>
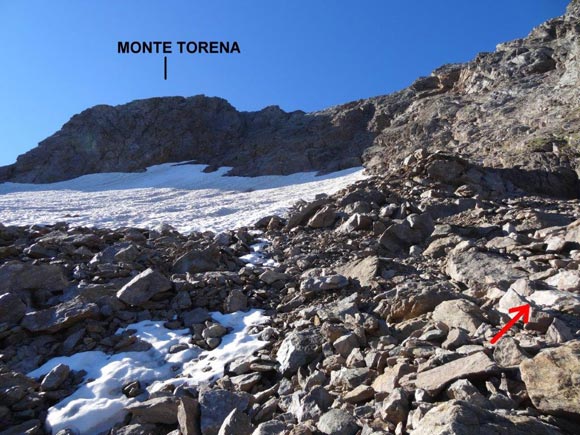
<box><xmin>28</xmin><ymin>310</ymin><xmax>269</xmax><ymax>435</ymax></box>
<box><xmin>240</xmin><ymin>238</ymin><xmax>279</xmax><ymax>267</ymax></box>
<box><xmin>0</xmin><ymin>162</ymin><xmax>365</xmax><ymax>233</ymax></box>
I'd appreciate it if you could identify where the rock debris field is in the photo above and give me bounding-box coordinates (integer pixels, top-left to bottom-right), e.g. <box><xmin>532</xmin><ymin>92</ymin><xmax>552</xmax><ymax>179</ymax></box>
<box><xmin>1</xmin><ymin>150</ymin><xmax>580</xmax><ymax>435</ymax></box>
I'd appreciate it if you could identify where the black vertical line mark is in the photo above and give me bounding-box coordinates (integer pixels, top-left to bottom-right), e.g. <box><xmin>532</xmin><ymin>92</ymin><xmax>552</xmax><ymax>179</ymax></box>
<box><xmin>164</xmin><ymin>56</ymin><xmax>168</xmax><ymax>80</ymax></box>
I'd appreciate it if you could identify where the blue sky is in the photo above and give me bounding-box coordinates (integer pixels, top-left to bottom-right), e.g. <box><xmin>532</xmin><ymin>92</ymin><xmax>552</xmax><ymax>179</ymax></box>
<box><xmin>0</xmin><ymin>0</ymin><xmax>569</xmax><ymax>166</ymax></box>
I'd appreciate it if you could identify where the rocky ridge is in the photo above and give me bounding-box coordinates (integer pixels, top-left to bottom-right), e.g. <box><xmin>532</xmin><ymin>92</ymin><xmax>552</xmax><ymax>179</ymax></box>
<box><xmin>1</xmin><ymin>149</ymin><xmax>580</xmax><ymax>434</ymax></box>
<box><xmin>1</xmin><ymin>3</ymin><xmax>579</xmax><ymax>198</ymax></box>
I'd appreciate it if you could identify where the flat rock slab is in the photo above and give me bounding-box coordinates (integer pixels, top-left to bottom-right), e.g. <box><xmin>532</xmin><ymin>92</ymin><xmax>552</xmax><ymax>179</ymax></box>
<box><xmin>413</xmin><ymin>351</ymin><xmax>498</xmax><ymax>395</ymax></box>
<box><xmin>520</xmin><ymin>340</ymin><xmax>580</xmax><ymax>417</ymax></box>
<box><xmin>334</xmin><ymin>256</ymin><xmax>380</xmax><ymax>287</ymax></box>
<box><xmin>21</xmin><ymin>296</ymin><xmax>99</xmax><ymax>333</ymax></box>
<box><xmin>446</xmin><ymin>249</ymin><xmax>526</xmax><ymax>290</ymax></box>
<box><xmin>410</xmin><ymin>400</ymin><xmax>563</xmax><ymax>435</ymax></box>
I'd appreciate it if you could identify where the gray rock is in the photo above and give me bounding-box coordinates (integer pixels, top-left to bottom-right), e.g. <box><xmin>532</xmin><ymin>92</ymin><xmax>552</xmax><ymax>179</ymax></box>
<box><xmin>40</xmin><ymin>364</ymin><xmax>70</xmax><ymax>391</ymax></box>
<box><xmin>288</xmin><ymin>386</ymin><xmax>333</xmax><ymax>423</ymax></box>
<box><xmin>116</xmin><ymin>268</ymin><xmax>172</xmax><ymax>306</ymax></box>
<box><xmin>432</xmin><ymin>299</ymin><xmax>486</xmax><ymax>334</ymax></box>
<box><xmin>224</xmin><ymin>289</ymin><xmax>247</xmax><ymax>313</ymax></box>
<box><xmin>300</xmin><ymin>274</ymin><xmax>349</xmax><ymax>293</ymax></box>
<box><xmin>380</xmin><ymin>388</ymin><xmax>409</xmax><ymax>424</ymax></box>
<box><xmin>336</xmin><ymin>213</ymin><xmax>372</xmax><ymax>233</ymax></box>
<box><xmin>182</xmin><ymin>308</ymin><xmax>211</xmax><ymax>326</ymax></box>
<box><xmin>251</xmin><ymin>421</ymin><xmax>287</xmax><ymax>435</ymax></box>
<box><xmin>446</xmin><ymin>379</ymin><xmax>490</xmax><ymax>408</ymax></box>
<box><xmin>259</xmin><ymin>270</ymin><xmax>290</xmax><ymax>285</ymax></box>
<box><xmin>21</xmin><ymin>296</ymin><xmax>99</xmax><ymax>333</ymax></box>
<box><xmin>217</xmin><ymin>408</ymin><xmax>253</xmax><ymax>435</ymax></box>
<box><xmin>520</xmin><ymin>340</ymin><xmax>580</xmax><ymax>416</ymax></box>
<box><xmin>0</xmin><ymin>262</ymin><xmax>68</xmax><ymax>295</ymax></box>
<box><xmin>307</xmin><ymin>206</ymin><xmax>337</xmax><ymax>228</ymax></box>
<box><xmin>410</xmin><ymin>400</ymin><xmax>562</xmax><ymax>435</ymax></box>
<box><xmin>493</xmin><ymin>337</ymin><xmax>529</xmax><ymax>368</ymax></box>
<box><xmin>172</xmin><ymin>245</ymin><xmax>221</xmax><ymax>274</ymax></box>
<box><xmin>316</xmin><ymin>409</ymin><xmax>360</xmax><ymax>435</ymax></box>
<box><xmin>177</xmin><ymin>396</ymin><xmax>200</xmax><ymax>435</ymax></box>
<box><xmin>0</xmin><ymin>292</ymin><xmax>27</xmax><ymax>325</ymax></box>
<box><xmin>199</xmin><ymin>389</ymin><xmax>251</xmax><ymax>435</ymax></box>
<box><xmin>412</xmin><ymin>351</ymin><xmax>498</xmax><ymax>395</ymax></box>
<box><xmin>446</xmin><ymin>248</ymin><xmax>526</xmax><ymax>290</ymax></box>
<box><xmin>333</xmin><ymin>333</ymin><xmax>359</xmax><ymax>358</ymax></box>
<box><xmin>125</xmin><ymin>396</ymin><xmax>180</xmax><ymax>424</ymax></box>
<box><xmin>276</xmin><ymin>328</ymin><xmax>324</xmax><ymax>376</ymax></box>
<box><xmin>110</xmin><ymin>424</ymin><xmax>161</xmax><ymax>435</ymax></box>
<box><xmin>442</xmin><ymin>328</ymin><xmax>470</xmax><ymax>350</ymax></box>
<box><xmin>334</xmin><ymin>256</ymin><xmax>380</xmax><ymax>287</ymax></box>
<box><xmin>545</xmin><ymin>270</ymin><xmax>580</xmax><ymax>292</ymax></box>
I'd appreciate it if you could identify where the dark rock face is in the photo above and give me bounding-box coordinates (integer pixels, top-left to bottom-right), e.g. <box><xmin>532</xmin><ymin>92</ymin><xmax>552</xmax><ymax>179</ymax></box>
<box><xmin>2</xmin><ymin>5</ymin><xmax>580</xmax><ymax>197</ymax></box>
<box><xmin>0</xmin><ymin>97</ymin><xmax>374</xmax><ymax>183</ymax></box>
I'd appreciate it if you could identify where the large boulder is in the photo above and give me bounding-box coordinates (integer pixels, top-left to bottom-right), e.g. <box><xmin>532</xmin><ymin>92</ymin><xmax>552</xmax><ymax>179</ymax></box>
<box><xmin>520</xmin><ymin>340</ymin><xmax>580</xmax><ymax>417</ymax></box>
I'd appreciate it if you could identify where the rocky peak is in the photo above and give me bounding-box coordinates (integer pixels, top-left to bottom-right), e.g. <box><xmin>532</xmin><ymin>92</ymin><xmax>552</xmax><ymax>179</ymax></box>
<box><xmin>1</xmin><ymin>2</ymin><xmax>579</xmax><ymax>200</ymax></box>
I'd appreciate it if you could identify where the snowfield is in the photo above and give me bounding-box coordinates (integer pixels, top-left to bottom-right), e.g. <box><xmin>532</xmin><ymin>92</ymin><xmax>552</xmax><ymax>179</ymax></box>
<box><xmin>0</xmin><ymin>162</ymin><xmax>366</xmax><ymax>233</ymax></box>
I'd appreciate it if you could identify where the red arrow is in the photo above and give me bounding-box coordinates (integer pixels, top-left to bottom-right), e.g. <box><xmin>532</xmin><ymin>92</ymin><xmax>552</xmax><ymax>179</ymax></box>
<box><xmin>490</xmin><ymin>304</ymin><xmax>531</xmax><ymax>345</ymax></box>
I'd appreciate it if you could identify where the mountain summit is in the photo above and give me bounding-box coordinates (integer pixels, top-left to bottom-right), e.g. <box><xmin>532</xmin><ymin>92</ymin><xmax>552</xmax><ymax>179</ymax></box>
<box><xmin>1</xmin><ymin>1</ymin><xmax>579</xmax><ymax>198</ymax></box>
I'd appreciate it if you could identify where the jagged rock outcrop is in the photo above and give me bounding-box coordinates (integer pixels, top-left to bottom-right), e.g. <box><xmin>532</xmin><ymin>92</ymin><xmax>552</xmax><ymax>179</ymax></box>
<box><xmin>1</xmin><ymin>2</ymin><xmax>579</xmax><ymax>198</ymax></box>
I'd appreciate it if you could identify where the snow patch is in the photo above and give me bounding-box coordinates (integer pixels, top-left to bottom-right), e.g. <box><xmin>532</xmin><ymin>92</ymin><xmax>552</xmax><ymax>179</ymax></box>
<box><xmin>28</xmin><ymin>309</ymin><xmax>269</xmax><ymax>435</ymax></box>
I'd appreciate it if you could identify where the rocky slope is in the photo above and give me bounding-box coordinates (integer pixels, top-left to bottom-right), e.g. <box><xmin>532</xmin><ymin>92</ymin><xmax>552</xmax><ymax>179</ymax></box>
<box><xmin>2</xmin><ymin>2</ymin><xmax>580</xmax><ymax>435</ymax></box>
<box><xmin>2</xmin><ymin>149</ymin><xmax>580</xmax><ymax>435</ymax></box>
<box><xmin>1</xmin><ymin>3</ymin><xmax>579</xmax><ymax>198</ymax></box>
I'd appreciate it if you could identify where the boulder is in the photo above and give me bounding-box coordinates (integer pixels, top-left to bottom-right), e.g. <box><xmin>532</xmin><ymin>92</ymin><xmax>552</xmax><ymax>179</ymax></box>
<box><xmin>412</xmin><ymin>351</ymin><xmax>498</xmax><ymax>395</ymax></box>
<box><xmin>276</xmin><ymin>328</ymin><xmax>324</xmax><ymax>376</ymax></box>
<box><xmin>380</xmin><ymin>388</ymin><xmax>409</xmax><ymax>424</ymax></box>
<box><xmin>0</xmin><ymin>292</ymin><xmax>27</xmax><ymax>325</ymax></box>
<box><xmin>307</xmin><ymin>206</ymin><xmax>337</xmax><ymax>228</ymax></box>
<box><xmin>432</xmin><ymin>299</ymin><xmax>486</xmax><ymax>334</ymax></box>
<box><xmin>545</xmin><ymin>270</ymin><xmax>580</xmax><ymax>293</ymax></box>
<box><xmin>0</xmin><ymin>262</ymin><xmax>68</xmax><ymax>295</ymax></box>
<box><xmin>217</xmin><ymin>408</ymin><xmax>253</xmax><ymax>435</ymax></box>
<box><xmin>40</xmin><ymin>364</ymin><xmax>70</xmax><ymax>391</ymax></box>
<box><xmin>177</xmin><ymin>397</ymin><xmax>200</xmax><ymax>435</ymax></box>
<box><xmin>116</xmin><ymin>268</ymin><xmax>172</xmax><ymax>306</ymax></box>
<box><xmin>316</xmin><ymin>409</ymin><xmax>360</xmax><ymax>435</ymax></box>
<box><xmin>380</xmin><ymin>280</ymin><xmax>455</xmax><ymax>323</ymax></box>
<box><xmin>125</xmin><ymin>397</ymin><xmax>180</xmax><ymax>424</ymax></box>
<box><xmin>410</xmin><ymin>400</ymin><xmax>562</xmax><ymax>435</ymax></box>
<box><xmin>172</xmin><ymin>245</ymin><xmax>222</xmax><ymax>274</ymax></box>
<box><xmin>199</xmin><ymin>389</ymin><xmax>251</xmax><ymax>435</ymax></box>
<box><xmin>21</xmin><ymin>296</ymin><xmax>99</xmax><ymax>333</ymax></box>
<box><xmin>336</xmin><ymin>213</ymin><xmax>372</xmax><ymax>233</ymax></box>
<box><xmin>334</xmin><ymin>256</ymin><xmax>380</xmax><ymax>287</ymax></box>
<box><xmin>446</xmin><ymin>249</ymin><xmax>526</xmax><ymax>290</ymax></box>
<box><xmin>520</xmin><ymin>340</ymin><xmax>580</xmax><ymax>417</ymax></box>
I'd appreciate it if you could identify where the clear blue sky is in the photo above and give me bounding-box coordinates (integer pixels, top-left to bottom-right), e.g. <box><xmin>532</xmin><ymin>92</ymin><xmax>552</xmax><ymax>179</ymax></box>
<box><xmin>0</xmin><ymin>0</ymin><xmax>569</xmax><ymax>166</ymax></box>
